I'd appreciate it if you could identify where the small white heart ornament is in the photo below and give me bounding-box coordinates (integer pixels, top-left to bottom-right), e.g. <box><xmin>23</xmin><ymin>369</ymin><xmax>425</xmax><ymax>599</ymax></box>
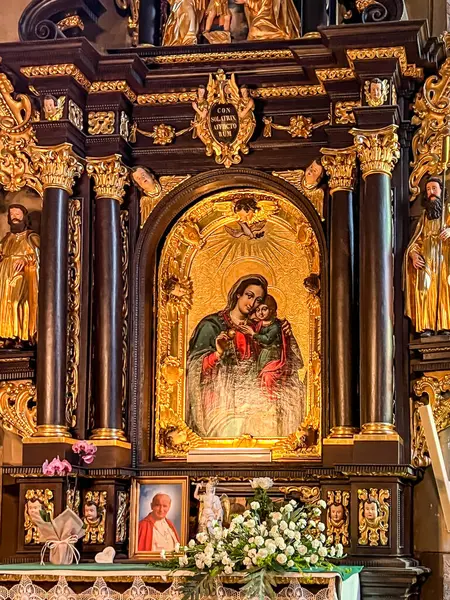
<box><xmin>95</xmin><ymin>546</ymin><xmax>116</xmax><ymax>564</ymax></box>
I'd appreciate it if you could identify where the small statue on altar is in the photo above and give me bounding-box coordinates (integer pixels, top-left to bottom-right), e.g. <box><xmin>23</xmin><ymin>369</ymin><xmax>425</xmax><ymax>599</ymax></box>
<box><xmin>234</xmin><ymin>0</ymin><xmax>300</xmax><ymax>41</ymax></box>
<box><xmin>404</xmin><ymin>176</ymin><xmax>450</xmax><ymax>336</ymax></box>
<box><xmin>194</xmin><ymin>478</ymin><xmax>224</xmax><ymax>533</ymax></box>
<box><xmin>204</xmin><ymin>0</ymin><xmax>232</xmax><ymax>36</ymax></box>
<box><xmin>162</xmin><ymin>0</ymin><xmax>207</xmax><ymax>46</ymax></box>
<box><xmin>0</xmin><ymin>204</ymin><xmax>39</xmax><ymax>347</ymax></box>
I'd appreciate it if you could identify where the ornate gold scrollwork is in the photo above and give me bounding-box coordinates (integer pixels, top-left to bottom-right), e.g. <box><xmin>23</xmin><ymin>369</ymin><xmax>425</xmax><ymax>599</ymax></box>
<box><xmin>57</xmin><ymin>15</ymin><xmax>85</xmax><ymax>31</ymax></box>
<box><xmin>116</xmin><ymin>491</ymin><xmax>129</xmax><ymax>543</ymax></box>
<box><xmin>66</xmin><ymin>200</ymin><xmax>82</xmax><ymax>429</ymax></box>
<box><xmin>321</xmin><ymin>147</ymin><xmax>357</xmax><ymax>193</ymax></box>
<box><xmin>152</xmin><ymin>49</ymin><xmax>293</xmax><ymax>64</ymax></box>
<box><xmin>83</xmin><ymin>491</ymin><xmax>107</xmax><ymax>544</ymax></box>
<box><xmin>413</xmin><ymin>373</ymin><xmax>450</xmax><ymax>466</ymax></box>
<box><xmin>350</xmin><ymin>125</ymin><xmax>400</xmax><ymax>179</ymax></box>
<box><xmin>0</xmin><ymin>73</ymin><xmax>42</xmax><ymax>196</ymax></box>
<box><xmin>326</xmin><ymin>490</ymin><xmax>350</xmax><ymax>547</ymax></box>
<box><xmin>279</xmin><ymin>486</ymin><xmax>321</xmax><ymax>504</ymax></box>
<box><xmin>334</xmin><ymin>101</ymin><xmax>361</xmax><ymax>125</ymax></box>
<box><xmin>25</xmin><ymin>489</ymin><xmax>54</xmax><ymax>544</ymax></box>
<box><xmin>86</xmin><ymin>155</ymin><xmax>130</xmax><ymax>204</ymax></box>
<box><xmin>263</xmin><ymin>115</ymin><xmax>329</xmax><ymax>139</ymax></box>
<box><xmin>20</xmin><ymin>64</ymin><xmax>91</xmax><ymax>92</ymax></box>
<box><xmin>272</xmin><ymin>169</ymin><xmax>325</xmax><ymax>219</ymax></box>
<box><xmin>89</xmin><ymin>81</ymin><xmax>137</xmax><ymax>103</ymax></box>
<box><xmin>121</xmin><ymin>211</ymin><xmax>129</xmax><ymax>430</ymax></box>
<box><xmin>88</xmin><ymin>111</ymin><xmax>115</xmax><ymax>135</ymax></box>
<box><xmin>0</xmin><ymin>380</ymin><xmax>37</xmax><ymax>438</ymax></box>
<box><xmin>30</xmin><ymin>143</ymin><xmax>84</xmax><ymax>195</ymax></box>
<box><xmin>346</xmin><ymin>47</ymin><xmax>423</xmax><ymax>80</ymax></box>
<box><xmin>409</xmin><ymin>56</ymin><xmax>450</xmax><ymax>201</ymax></box>
<box><xmin>358</xmin><ymin>488</ymin><xmax>390</xmax><ymax>546</ymax></box>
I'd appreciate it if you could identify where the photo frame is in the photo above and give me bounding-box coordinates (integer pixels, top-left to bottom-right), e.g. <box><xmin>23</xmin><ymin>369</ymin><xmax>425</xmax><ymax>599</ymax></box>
<box><xmin>129</xmin><ymin>477</ymin><xmax>189</xmax><ymax>560</ymax></box>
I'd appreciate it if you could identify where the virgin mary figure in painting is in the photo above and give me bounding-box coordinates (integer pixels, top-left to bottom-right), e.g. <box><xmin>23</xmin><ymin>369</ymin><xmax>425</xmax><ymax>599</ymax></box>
<box><xmin>186</xmin><ymin>274</ymin><xmax>305</xmax><ymax>439</ymax></box>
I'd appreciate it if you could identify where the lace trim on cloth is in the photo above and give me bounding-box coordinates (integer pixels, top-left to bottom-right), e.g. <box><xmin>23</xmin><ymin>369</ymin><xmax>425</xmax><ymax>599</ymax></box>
<box><xmin>0</xmin><ymin>577</ymin><xmax>335</xmax><ymax>600</ymax></box>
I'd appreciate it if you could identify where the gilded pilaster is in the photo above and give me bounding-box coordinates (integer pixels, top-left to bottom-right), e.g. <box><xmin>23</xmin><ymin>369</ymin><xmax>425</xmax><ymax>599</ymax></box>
<box><xmin>350</xmin><ymin>125</ymin><xmax>400</xmax><ymax>179</ymax></box>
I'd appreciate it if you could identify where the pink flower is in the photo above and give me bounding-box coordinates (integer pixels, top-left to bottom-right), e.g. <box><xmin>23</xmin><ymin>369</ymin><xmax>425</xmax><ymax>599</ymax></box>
<box><xmin>42</xmin><ymin>456</ymin><xmax>72</xmax><ymax>476</ymax></box>
<box><xmin>72</xmin><ymin>440</ymin><xmax>97</xmax><ymax>458</ymax></box>
<box><xmin>82</xmin><ymin>454</ymin><xmax>95</xmax><ymax>465</ymax></box>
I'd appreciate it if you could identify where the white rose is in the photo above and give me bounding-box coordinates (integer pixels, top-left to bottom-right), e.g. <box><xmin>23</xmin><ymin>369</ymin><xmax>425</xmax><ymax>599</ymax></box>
<box><xmin>224</xmin><ymin>566</ymin><xmax>233</xmax><ymax>574</ymax></box>
<box><xmin>294</xmin><ymin>531</ymin><xmax>301</xmax><ymax>541</ymax></box>
<box><xmin>248</xmin><ymin>537</ymin><xmax>255</xmax><ymax>544</ymax></box>
<box><xmin>265</xmin><ymin>541</ymin><xmax>277</xmax><ymax>554</ymax></box>
<box><xmin>243</xmin><ymin>510</ymin><xmax>251</xmax><ymax>518</ymax></box>
<box><xmin>289</xmin><ymin>521</ymin><xmax>296</xmax><ymax>530</ymax></box>
<box><xmin>298</xmin><ymin>545</ymin><xmax>308</xmax><ymax>556</ymax></box>
<box><xmin>336</xmin><ymin>543</ymin><xmax>344</xmax><ymax>558</ymax></box>
<box><xmin>245</xmin><ymin>519</ymin><xmax>256</xmax><ymax>529</ymax></box>
<box><xmin>318</xmin><ymin>500</ymin><xmax>327</xmax><ymax>509</ymax></box>
<box><xmin>304</xmin><ymin>556</ymin><xmax>311</xmax><ymax>564</ymax></box>
<box><xmin>317</xmin><ymin>522</ymin><xmax>325</xmax><ymax>532</ymax></box>
<box><xmin>272</xmin><ymin>512</ymin><xmax>282</xmax><ymax>522</ymax></box>
<box><xmin>204</xmin><ymin>557</ymin><xmax>212</xmax><ymax>568</ymax></box>
<box><xmin>243</xmin><ymin>545</ymin><xmax>249</xmax><ymax>552</ymax></box>
<box><xmin>243</xmin><ymin>557</ymin><xmax>252</xmax><ymax>566</ymax></box>
<box><xmin>255</xmin><ymin>536</ymin><xmax>264</xmax><ymax>547</ymax></box>
<box><xmin>279</xmin><ymin>521</ymin><xmax>288</xmax><ymax>531</ymax></box>
<box><xmin>195</xmin><ymin>558</ymin><xmax>205</xmax><ymax>569</ymax></box>
<box><xmin>257</xmin><ymin>548</ymin><xmax>268</xmax><ymax>559</ymax></box>
<box><xmin>276</xmin><ymin>553</ymin><xmax>287</xmax><ymax>565</ymax></box>
<box><xmin>234</xmin><ymin>515</ymin><xmax>244</xmax><ymax>524</ymax></box>
<box><xmin>284</xmin><ymin>505</ymin><xmax>293</xmax><ymax>514</ymax></box>
<box><xmin>248</xmin><ymin>548</ymin><xmax>257</xmax><ymax>558</ymax></box>
<box><xmin>270</xmin><ymin>525</ymin><xmax>279</xmax><ymax>536</ymax></box>
<box><xmin>196</xmin><ymin>532</ymin><xmax>208</xmax><ymax>544</ymax></box>
<box><xmin>160</xmin><ymin>550</ymin><xmax>166</xmax><ymax>559</ymax></box>
<box><xmin>329</xmin><ymin>547</ymin><xmax>336</xmax><ymax>557</ymax></box>
<box><xmin>275</xmin><ymin>537</ymin><xmax>286</xmax><ymax>550</ymax></box>
<box><xmin>285</xmin><ymin>529</ymin><xmax>295</xmax><ymax>539</ymax></box>
<box><xmin>300</xmin><ymin>512</ymin><xmax>307</xmax><ymax>518</ymax></box>
<box><xmin>285</xmin><ymin>545</ymin><xmax>295</xmax><ymax>556</ymax></box>
<box><xmin>188</xmin><ymin>539</ymin><xmax>196</xmax><ymax>548</ymax></box>
<box><xmin>318</xmin><ymin>547</ymin><xmax>327</xmax><ymax>557</ymax></box>
<box><xmin>251</xmin><ymin>502</ymin><xmax>261</xmax><ymax>510</ymax></box>
<box><xmin>250</xmin><ymin>477</ymin><xmax>274</xmax><ymax>490</ymax></box>
<box><xmin>287</xmin><ymin>560</ymin><xmax>294</xmax><ymax>568</ymax></box>
<box><xmin>232</xmin><ymin>539</ymin><xmax>239</xmax><ymax>547</ymax></box>
<box><xmin>179</xmin><ymin>555</ymin><xmax>189</xmax><ymax>567</ymax></box>
<box><xmin>320</xmin><ymin>534</ymin><xmax>326</xmax><ymax>543</ymax></box>
<box><xmin>204</xmin><ymin>545</ymin><xmax>214</xmax><ymax>557</ymax></box>
<box><xmin>310</xmin><ymin>554</ymin><xmax>319</xmax><ymax>565</ymax></box>
<box><xmin>313</xmin><ymin>508</ymin><xmax>321</xmax><ymax>517</ymax></box>
<box><xmin>298</xmin><ymin>519</ymin><xmax>307</xmax><ymax>529</ymax></box>
<box><xmin>309</xmin><ymin>520</ymin><xmax>316</xmax><ymax>528</ymax></box>
<box><xmin>311</xmin><ymin>539</ymin><xmax>321</xmax><ymax>550</ymax></box>
<box><xmin>290</xmin><ymin>499</ymin><xmax>297</xmax><ymax>507</ymax></box>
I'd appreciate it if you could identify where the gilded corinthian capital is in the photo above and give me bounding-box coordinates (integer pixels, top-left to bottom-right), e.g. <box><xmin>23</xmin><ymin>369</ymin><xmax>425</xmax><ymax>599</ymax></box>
<box><xmin>86</xmin><ymin>155</ymin><xmax>130</xmax><ymax>204</ymax></box>
<box><xmin>320</xmin><ymin>146</ymin><xmax>357</xmax><ymax>193</ymax></box>
<box><xmin>31</xmin><ymin>143</ymin><xmax>84</xmax><ymax>194</ymax></box>
<box><xmin>350</xmin><ymin>125</ymin><xmax>400</xmax><ymax>179</ymax></box>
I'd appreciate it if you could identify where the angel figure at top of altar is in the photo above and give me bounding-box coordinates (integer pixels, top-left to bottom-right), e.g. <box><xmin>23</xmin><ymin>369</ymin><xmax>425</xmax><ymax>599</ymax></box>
<box><xmin>194</xmin><ymin>479</ymin><xmax>224</xmax><ymax>533</ymax></box>
<box><xmin>235</xmin><ymin>0</ymin><xmax>300</xmax><ymax>41</ymax></box>
<box><xmin>162</xmin><ymin>0</ymin><xmax>208</xmax><ymax>46</ymax></box>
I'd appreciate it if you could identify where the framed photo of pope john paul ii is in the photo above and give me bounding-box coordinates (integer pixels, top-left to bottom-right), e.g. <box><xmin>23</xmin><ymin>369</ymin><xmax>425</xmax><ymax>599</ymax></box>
<box><xmin>129</xmin><ymin>477</ymin><xmax>189</xmax><ymax>559</ymax></box>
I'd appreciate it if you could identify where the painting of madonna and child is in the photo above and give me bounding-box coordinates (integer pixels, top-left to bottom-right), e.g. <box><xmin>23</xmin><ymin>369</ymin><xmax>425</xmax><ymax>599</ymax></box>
<box><xmin>187</xmin><ymin>273</ymin><xmax>306</xmax><ymax>439</ymax></box>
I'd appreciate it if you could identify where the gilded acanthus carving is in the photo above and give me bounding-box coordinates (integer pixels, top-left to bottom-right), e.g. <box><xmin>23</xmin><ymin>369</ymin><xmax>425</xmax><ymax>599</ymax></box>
<box><xmin>86</xmin><ymin>155</ymin><xmax>130</xmax><ymax>203</ymax></box>
<box><xmin>414</xmin><ymin>372</ymin><xmax>450</xmax><ymax>435</ymax></box>
<box><xmin>0</xmin><ymin>380</ymin><xmax>37</xmax><ymax>438</ymax></box>
<box><xmin>66</xmin><ymin>200</ymin><xmax>82</xmax><ymax>429</ymax></box>
<box><xmin>0</xmin><ymin>73</ymin><xmax>42</xmax><ymax>196</ymax></box>
<box><xmin>88</xmin><ymin>111</ymin><xmax>115</xmax><ymax>135</ymax></box>
<box><xmin>334</xmin><ymin>101</ymin><xmax>360</xmax><ymax>125</ymax></box>
<box><xmin>351</xmin><ymin>125</ymin><xmax>400</xmax><ymax>178</ymax></box>
<box><xmin>321</xmin><ymin>147</ymin><xmax>357</xmax><ymax>193</ymax></box>
<box><xmin>358</xmin><ymin>488</ymin><xmax>390</xmax><ymax>546</ymax></box>
<box><xmin>279</xmin><ymin>486</ymin><xmax>321</xmax><ymax>504</ymax></box>
<box><xmin>31</xmin><ymin>143</ymin><xmax>84</xmax><ymax>195</ymax></box>
<box><xmin>409</xmin><ymin>54</ymin><xmax>450</xmax><ymax>201</ymax></box>
<box><xmin>411</xmin><ymin>401</ymin><xmax>431</xmax><ymax>468</ymax></box>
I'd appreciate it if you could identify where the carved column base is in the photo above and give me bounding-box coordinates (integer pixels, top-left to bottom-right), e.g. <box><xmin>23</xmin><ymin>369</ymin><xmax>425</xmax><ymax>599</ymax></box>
<box><xmin>329</xmin><ymin>426</ymin><xmax>359</xmax><ymax>438</ymax></box>
<box><xmin>34</xmin><ymin>424</ymin><xmax>71</xmax><ymax>438</ymax></box>
<box><xmin>90</xmin><ymin>427</ymin><xmax>127</xmax><ymax>442</ymax></box>
<box><xmin>360</xmin><ymin>422</ymin><xmax>398</xmax><ymax>436</ymax></box>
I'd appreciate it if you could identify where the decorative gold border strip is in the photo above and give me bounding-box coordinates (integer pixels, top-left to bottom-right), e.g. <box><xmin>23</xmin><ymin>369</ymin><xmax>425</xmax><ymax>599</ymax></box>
<box><xmin>346</xmin><ymin>46</ymin><xmax>423</xmax><ymax>80</ymax></box>
<box><xmin>151</xmin><ymin>49</ymin><xmax>294</xmax><ymax>64</ymax></box>
<box><xmin>90</xmin><ymin>80</ymin><xmax>137</xmax><ymax>103</ymax></box>
<box><xmin>20</xmin><ymin>64</ymin><xmax>91</xmax><ymax>92</ymax></box>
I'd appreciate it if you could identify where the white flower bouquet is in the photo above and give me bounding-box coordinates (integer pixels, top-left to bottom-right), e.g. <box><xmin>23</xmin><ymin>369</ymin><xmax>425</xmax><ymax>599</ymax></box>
<box><xmin>161</xmin><ymin>478</ymin><xmax>344</xmax><ymax>600</ymax></box>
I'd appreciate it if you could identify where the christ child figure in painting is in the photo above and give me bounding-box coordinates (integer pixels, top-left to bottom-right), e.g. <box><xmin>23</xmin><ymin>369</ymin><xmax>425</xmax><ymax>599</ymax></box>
<box><xmin>138</xmin><ymin>493</ymin><xmax>180</xmax><ymax>552</ymax></box>
<box><xmin>404</xmin><ymin>176</ymin><xmax>450</xmax><ymax>335</ymax></box>
<box><xmin>0</xmin><ymin>205</ymin><xmax>39</xmax><ymax>347</ymax></box>
<box><xmin>204</xmin><ymin>0</ymin><xmax>232</xmax><ymax>34</ymax></box>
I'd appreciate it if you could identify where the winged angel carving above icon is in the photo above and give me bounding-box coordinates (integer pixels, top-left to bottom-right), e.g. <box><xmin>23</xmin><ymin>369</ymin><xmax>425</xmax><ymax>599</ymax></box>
<box><xmin>214</xmin><ymin>195</ymin><xmax>279</xmax><ymax>240</ymax></box>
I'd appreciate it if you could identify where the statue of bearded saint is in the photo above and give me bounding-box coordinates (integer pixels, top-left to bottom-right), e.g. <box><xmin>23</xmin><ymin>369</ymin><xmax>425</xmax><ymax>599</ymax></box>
<box><xmin>0</xmin><ymin>204</ymin><xmax>39</xmax><ymax>347</ymax></box>
<box><xmin>235</xmin><ymin>0</ymin><xmax>300</xmax><ymax>41</ymax></box>
<box><xmin>404</xmin><ymin>177</ymin><xmax>450</xmax><ymax>336</ymax></box>
<box><xmin>162</xmin><ymin>0</ymin><xmax>207</xmax><ymax>46</ymax></box>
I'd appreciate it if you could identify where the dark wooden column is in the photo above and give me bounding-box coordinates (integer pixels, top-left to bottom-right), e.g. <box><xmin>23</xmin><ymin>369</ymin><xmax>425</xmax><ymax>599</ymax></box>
<box><xmin>87</xmin><ymin>156</ymin><xmax>129</xmax><ymax>442</ymax></box>
<box><xmin>351</xmin><ymin>125</ymin><xmax>400</xmax><ymax>435</ymax></box>
<box><xmin>32</xmin><ymin>144</ymin><xmax>83</xmax><ymax>438</ymax></box>
<box><xmin>321</xmin><ymin>147</ymin><xmax>359</xmax><ymax>437</ymax></box>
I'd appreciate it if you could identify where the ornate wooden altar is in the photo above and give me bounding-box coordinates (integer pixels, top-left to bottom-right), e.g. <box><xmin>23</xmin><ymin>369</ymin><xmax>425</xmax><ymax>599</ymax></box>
<box><xmin>0</xmin><ymin>0</ymin><xmax>448</xmax><ymax>598</ymax></box>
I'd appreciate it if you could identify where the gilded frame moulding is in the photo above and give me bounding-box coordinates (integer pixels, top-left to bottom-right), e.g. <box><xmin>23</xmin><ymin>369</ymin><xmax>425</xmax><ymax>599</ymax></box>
<box><xmin>155</xmin><ymin>188</ymin><xmax>323</xmax><ymax>461</ymax></box>
<box><xmin>346</xmin><ymin>47</ymin><xmax>423</xmax><ymax>80</ymax></box>
<box><xmin>151</xmin><ymin>49</ymin><xmax>294</xmax><ymax>64</ymax></box>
